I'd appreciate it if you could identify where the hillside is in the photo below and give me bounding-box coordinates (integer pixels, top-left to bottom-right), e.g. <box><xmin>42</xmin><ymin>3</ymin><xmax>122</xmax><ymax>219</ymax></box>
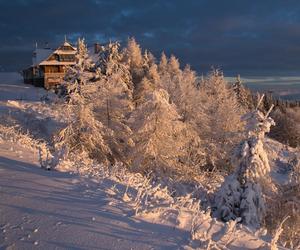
<box><xmin>0</xmin><ymin>57</ymin><xmax>299</xmax><ymax>249</ymax></box>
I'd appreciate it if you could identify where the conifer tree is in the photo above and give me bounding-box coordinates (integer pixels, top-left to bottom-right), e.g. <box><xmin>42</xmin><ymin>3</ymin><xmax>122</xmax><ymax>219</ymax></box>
<box><xmin>64</xmin><ymin>38</ymin><xmax>92</xmax><ymax>86</ymax></box>
<box><xmin>91</xmin><ymin>41</ymin><xmax>135</xmax><ymax>164</ymax></box>
<box><xmin>96</xmin><ymin>41</ymin><xmax>132</xmax><ymax>90</ymax></box>
<box><xmin>142</xmin><ymin>50</ymin><xmax>156</xmax><ymax>70</ymax></box>
<box><xmin>176</xmin><ymin>64</ymin><xmax>198</xmax><ymax>121</ymax></box>
<box><xmin>197</xmin><ymin>70</ymin><xmax>245</xmax><ymax>170</ymax></box>
<box><xmin>54</xmin><ymin>85</ymin><xmax>114</xmax><ymax>166</ymax></box>
<box><xmin>123</xmin><ymin>37</ymin><xmax>144</xmax><ymax>86</ymax></box>
<box><xmin>158</xmin><ymin>52</ymin><xmax>168</xmax><ymax>73</ymax></box>
<box><xmin>129</xmin><ymin>89</ymin><xmax>203</xmax><ymax>178</ymax></box>
<box><xmin>158</xmin><ymin>54</ymin><xmax>183</xmax><ymax>105</ymax></box>
<box><xmin>214</xmin><ymin>98</ymin><xmax>275</xmax><ymax>227</ymax></box>
<box><xmin>232</xmin><ymin>75</ymin><xmax>254</xmax><ymax>110</ymax></box>
<box><xmin>60</xmin><ymin>38</ymin><xmax>93</xmax><ymax>99</ymax></box>
<box><xmin>134</xmin><ymin>64</ymin><xmax>160</xmax><ymax>106</ymax></box>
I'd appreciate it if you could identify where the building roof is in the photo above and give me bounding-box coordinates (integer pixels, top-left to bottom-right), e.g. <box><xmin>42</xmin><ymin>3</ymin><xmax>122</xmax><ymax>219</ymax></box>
<box><xmin>62</xmin><ymin>41</ymin><xmax>76</xmax><ymax>50</ymax></box>
<box><xmin>54</xmin><ymin>50</ymin><xmax>77</xmax><ymax>55</ymax></box>
<box><xmin>32</xmin><ymin>40</ymin><xmax>77</xmax><ymax>67</ymax></box>
<box><xmin>33</xmin><ymin>48</ymin><xmax>54</xmax><ymax>66</ymax></box>
<box><xmin>39</xmin><ymin>60</ymin><xmax>76</xmax><ymax>66</ymax></box>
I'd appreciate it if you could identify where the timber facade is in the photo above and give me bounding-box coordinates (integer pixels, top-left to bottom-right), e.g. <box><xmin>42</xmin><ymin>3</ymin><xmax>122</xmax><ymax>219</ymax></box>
<box><xmin>23</xmin><ymin>40</ymin><xmax>76</xmax><ymax>89</ymax></box>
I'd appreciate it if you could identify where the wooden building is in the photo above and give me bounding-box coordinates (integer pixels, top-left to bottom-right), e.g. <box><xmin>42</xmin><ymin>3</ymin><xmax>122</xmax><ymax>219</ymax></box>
<box><xmin>23</xmin><ymin>39</ymin><xmax>76</xmax><ymax>89</ymax></box>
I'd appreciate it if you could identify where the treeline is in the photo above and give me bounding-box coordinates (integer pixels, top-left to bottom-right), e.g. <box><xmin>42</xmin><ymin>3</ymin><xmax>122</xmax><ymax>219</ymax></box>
<box><xmin>50</xmin><ymin>38</ymin><xmax>300</xmax><ymax>247</ymax></box>
<box><xmin>260</xmin><ymin>92</ymin><xmax>300</xmax><ymax>110</ymax></box>
<box><xmin>53</xmin><ymin>38</ymin><xmax>249</xmax><ymax>181</ymax></box>
<box><xmin>255</xmin><ymin>92</ymin><xmax>300</xmax><ymax>148</ymax></box>
<box><xmin>53</xmin><ymin>37</ymin><xmax>299</xmax><ymax>182</ymax></box>
<box><xmin>230</xmin><ymin>76</ymin><xmax>300</xmax><ymax>148</ymax></box>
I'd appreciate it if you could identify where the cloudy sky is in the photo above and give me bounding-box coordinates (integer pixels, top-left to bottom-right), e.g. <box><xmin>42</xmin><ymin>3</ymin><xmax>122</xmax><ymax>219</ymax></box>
<box><xmin>1</xmin><ymin>0</ymin><xmax>300</xmax><ymax>76</ymax></box>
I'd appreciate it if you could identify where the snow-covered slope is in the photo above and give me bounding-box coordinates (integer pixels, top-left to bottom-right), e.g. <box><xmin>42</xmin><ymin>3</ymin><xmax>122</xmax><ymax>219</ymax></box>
<box><xmin>0</xmin><ymin>141</ymin><xmax>190</xmax><ymax>249</ymax></box>
<box><xmin>0</xmin><ymin>72</ymin><xmax>45</xmax><ymax>102</ymax></box>
<box><xmin>0</xmin><ymin>73</ymin><xmax>298</xmax><ymax>249</ymax></box>
<box><xmin>0</xmin><ymin>137</ymin><xmax>278</xmax><ymax>250</ymax></box>
<box><xmin>265</xmin><ymin>137</ymin><xmax>300</xmax><ymax>186</ymax></box>
<box><xmin>0</xmin><ymin>73</ymin><xmax>65</xmax><ymax>144</ymax></box>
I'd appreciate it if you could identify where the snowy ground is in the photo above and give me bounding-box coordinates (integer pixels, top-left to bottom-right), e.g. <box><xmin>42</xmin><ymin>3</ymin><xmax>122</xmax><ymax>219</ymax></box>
<box><xmin>0</xmin><ymin>141</ymin><xmax>189</xmax><ymax>250</ymax></box>
<box><xmin>0</xmin><ymin>73</ymin><xmax>297</xmax><ymax>249</ymax></box>
<box><xmin>0</xmin><ymin>74</ymin><xmax>189</xmax><ymax>249</ymax></box>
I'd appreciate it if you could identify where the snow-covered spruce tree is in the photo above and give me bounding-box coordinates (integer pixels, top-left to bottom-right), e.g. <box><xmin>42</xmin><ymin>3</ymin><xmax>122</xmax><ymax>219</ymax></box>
<box><xmin>159</xmin><ymin>55</ymin><xmax>182</xmax><ymax>103</ymax></box>
<box><xmin>156</xmin><ymin>53</ymin><xmax>201</xmax><ymax>122</ymax></box>
<box><xmin>157</xmin><ymin>53</ymin><xmax>198</xmax><ymax>119</ymax></box>
<box><xmin>134</xmin><ymin>63</ymin><xmax>160</xmax><ymax>106</ymax></box>
<box><xmin>83</xmin><ymin>41</ymin><xmax>135</xmax><ymax>165</ymax></box>
<box><xmin>123</xmin><ymin>38</ymin><xmax>159</xmax><ymax>106</ymax></box>
<box><xmin>128</xmin><ymin>88</ymin><xmax>204</xmax><ymax>179</ymax></box>
<box><xmin>214</xmin><ymin>96</ymin><xmax>275</xmax><ymax>228</ymax></box>
<box><xmin>54</xmin><ymin>87</ymin><xmax>114</xmax><ymax>166</ymax></box>
<box><xmin>197</xmin><ymin>70</ymin><xmax>245</xmax><ymax>171</ymax></box>
<box><xmin>142</xmin><ymin>50</ymin><xmax>156</xmax><ymax>70</ymax></box>
<box><xmin>123</xmin><ymin>37</ymin><xmax>144</xmax><ymax>86</ymax></box>
<box><xmin>158</xmin><ymin>52</ymin><xmax>168</xmax><ymax>75</ymax></box>
<box><xmin>94</xmin><ymin>41</ymin><xmax>133</xmax><ymax>114</ymax></box>
<box><xmin>59</xmin><ymin>38</ymin><xmax>94</xmax><ymax>99</ymax></box>
<box><xmin>232</xmin><ymin>75</ymin><xmax>254</xmax><ymax>110</ymax></box>
<box><xmin>96</xmin><ymin>41</ymin><xmax>132</xmax><ymax>91</ymax></box>
<box><xmin>176</xmin><ymin>64</ymin><xmax>199</xmax><ymax>121</ymax></box>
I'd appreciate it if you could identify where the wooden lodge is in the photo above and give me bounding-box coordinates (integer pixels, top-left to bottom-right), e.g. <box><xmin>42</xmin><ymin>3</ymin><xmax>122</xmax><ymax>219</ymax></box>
<box><xmin>23</xmin><ymin>39</ymin><xmax>76</xmax><ymax>89</ymax></box>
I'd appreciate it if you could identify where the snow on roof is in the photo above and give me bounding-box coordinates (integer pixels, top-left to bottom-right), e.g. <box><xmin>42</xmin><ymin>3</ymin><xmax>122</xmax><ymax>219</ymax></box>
<box><xmin>53</xmin><ymin>50</ymin><xmax>77</xmax><ymax>55</ymax></box>
<box><xmin>33</xmin><ymin>48</ymin><xmax>54</xmax><ymax>66</ymax></box>
<box><xmin>32</xmin><ymin>40</ymin><xmax>77</xmax><ymax>66</ymax></box>
<box><xmin>63</xmin><ymin>41</ymin><xmax>76</xmax><ymax>50</ymax></box>
<box><xmin>39</xmin><ymin>60</ymin><xmax>76</xmax><ymax>66</ymax></box>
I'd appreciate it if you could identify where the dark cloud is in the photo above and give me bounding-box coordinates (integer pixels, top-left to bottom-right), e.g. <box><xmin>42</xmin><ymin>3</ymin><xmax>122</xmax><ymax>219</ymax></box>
<box><xmin>1</xmin><ymin>0</ymin><xmax>300</xmax><ymax>75</ymax></box>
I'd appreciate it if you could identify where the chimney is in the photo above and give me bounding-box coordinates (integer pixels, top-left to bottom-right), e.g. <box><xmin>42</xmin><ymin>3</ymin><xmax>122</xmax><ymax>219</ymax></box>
<box><xmin>94</xmin><ymin>43</ymin><xmax>101</xmax><ymax>54</ymax></box>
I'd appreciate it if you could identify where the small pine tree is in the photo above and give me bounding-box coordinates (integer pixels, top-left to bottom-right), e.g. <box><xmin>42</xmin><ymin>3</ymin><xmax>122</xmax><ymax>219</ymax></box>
<box><xmin>214</xmin><ymin>99</ymin><xmax>275</xmax><ymax>227</ymax></box>
<box><xmin>232</xmin><ymin>75</ymin><xmax>254</xmax><ymax>110</ymax></box>
<box><xmin>142</xmin><ymin>50</ymin><xmax>156</xmax><ymax>69</ymax></box>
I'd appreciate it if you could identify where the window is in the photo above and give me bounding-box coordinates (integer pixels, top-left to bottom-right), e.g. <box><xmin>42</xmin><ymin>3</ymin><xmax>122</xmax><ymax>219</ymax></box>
<box><xmin>59</xmin><ymin>55</ymin><xmax>75</xmax><ymax>62</ymax></box>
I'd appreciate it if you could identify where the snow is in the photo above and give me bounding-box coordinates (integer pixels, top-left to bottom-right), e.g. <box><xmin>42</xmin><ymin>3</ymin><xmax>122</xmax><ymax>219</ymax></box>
<box><xmin>0</xmin><ymin>72</ymin><xmax>297</xmax><ymax>249</ymax></box>
<box><xmin>39</xmin><ymin>60</ymin><xmax>76</xmax><ymax>66</ymax></box>
<box><xmin>0</xmin><ymin>139</ymin><xmax>278</xmax><ymax>250</ymax></box>
<box><xmin>0</xmin><ymin>72</ymin><xmax>46</xmax><ymax>102</ymax></box>
<box><xmin>0</xmin><ymin>141</ymin><xmax>189</xmax><ymax>249</ymax></box>
<box><xmin>33</xmin><ymin>48</ymin><xmax>54</xmax><ymax>66</ymax></box>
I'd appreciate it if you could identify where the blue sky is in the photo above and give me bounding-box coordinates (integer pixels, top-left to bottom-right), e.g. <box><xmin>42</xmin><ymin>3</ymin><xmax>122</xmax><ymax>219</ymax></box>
<box><xmin>1</xmin><ymin>0</ymin><xmax>300</xmax><ymax>77</ymax></box>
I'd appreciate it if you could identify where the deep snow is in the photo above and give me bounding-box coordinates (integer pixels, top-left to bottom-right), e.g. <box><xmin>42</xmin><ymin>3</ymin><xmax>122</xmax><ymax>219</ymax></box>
<box><xmin>0</xmin><ymin>73</ymin><xmax>188</xmax><ymax>249</ymax></box>
<box><xmin>0</xmin><ymin>141</ymin><xmax>189</xmax><ymax>250</ymax></box>
<box><xmin>0</xmin><ymin>73</ymin><xmax>298</xmax><ymax>249</ymax></box>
